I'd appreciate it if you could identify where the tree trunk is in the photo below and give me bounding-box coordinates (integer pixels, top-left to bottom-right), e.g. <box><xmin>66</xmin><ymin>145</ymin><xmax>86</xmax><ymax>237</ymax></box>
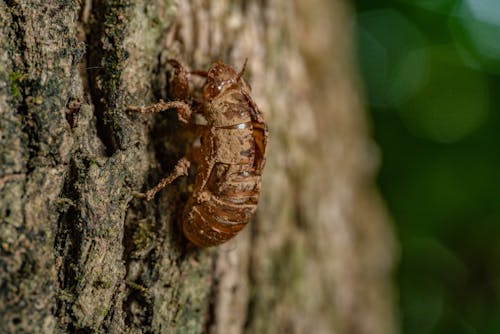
<box><xmin>0</xmin><ymin>0</ymin><xmax>396</xmax><ymax>333</ymax></box>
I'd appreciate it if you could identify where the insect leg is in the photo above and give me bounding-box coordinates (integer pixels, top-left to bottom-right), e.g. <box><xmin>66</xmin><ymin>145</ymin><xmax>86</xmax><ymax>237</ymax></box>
<box><xmin>189</xmin><ymin>69</ymin><xmax>208</xmax><ymax>77</ymax></box>
<box><xmin>127</xmin><ymin>99</ymin><xmax>193</xmax><ymax>124</ymax></box>
<box><xmin>135</xmin><ymin>157</ymin><xmax>191</xmax><ymax>201</ymax></box>
<box><xmin>167</xmin><ymin>59</ymin><xmax>190</xmax><ymax>100</ymax></box>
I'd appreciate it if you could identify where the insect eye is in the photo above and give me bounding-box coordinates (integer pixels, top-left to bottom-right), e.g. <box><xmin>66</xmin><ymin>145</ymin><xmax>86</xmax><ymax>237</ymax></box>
<box><xmin>216</xmin><ymin>83</ymin><xmax>223</xmax><ymax>91</ymax></box>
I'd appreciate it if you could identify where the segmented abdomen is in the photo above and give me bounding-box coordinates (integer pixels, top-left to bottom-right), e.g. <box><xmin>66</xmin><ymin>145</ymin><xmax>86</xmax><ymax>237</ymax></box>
<box><xmin>182</xmin><ymin>163</ymin><xmax>261</xmax><ymax>247</ymax></box>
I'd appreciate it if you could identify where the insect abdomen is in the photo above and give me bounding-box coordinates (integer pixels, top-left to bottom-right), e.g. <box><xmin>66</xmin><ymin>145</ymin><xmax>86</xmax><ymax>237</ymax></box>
<box><xmin>183</xmin><ymin>164</ymin><xmax>261</xmax><ymax>247</ymax></box>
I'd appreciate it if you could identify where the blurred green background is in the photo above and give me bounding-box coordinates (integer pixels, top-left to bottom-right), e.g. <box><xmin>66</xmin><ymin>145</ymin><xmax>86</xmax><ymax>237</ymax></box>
<box><xmin>353</xmin><ymin>1</ymin><xmax>500</xmax><ymax>333</ymax></box>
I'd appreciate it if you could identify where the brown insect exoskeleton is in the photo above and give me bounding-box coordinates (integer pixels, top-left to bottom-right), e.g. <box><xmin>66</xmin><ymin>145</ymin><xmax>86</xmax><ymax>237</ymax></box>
<box><xmin>128</xmin><ymin>59</ymin><xmax>268</xmax><ymax>247</ymax></box>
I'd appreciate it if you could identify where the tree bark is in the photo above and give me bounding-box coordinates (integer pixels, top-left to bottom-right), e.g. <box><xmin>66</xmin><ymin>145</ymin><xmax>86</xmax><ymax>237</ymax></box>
<box><xmin>0</xmin><ymin>0</ymin><xmax>396</xmax><ymax>333</ymax></box>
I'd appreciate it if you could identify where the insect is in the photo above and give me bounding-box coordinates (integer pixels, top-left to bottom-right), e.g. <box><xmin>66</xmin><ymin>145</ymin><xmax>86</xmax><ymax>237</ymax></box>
<box><xmin>128</xmin><ymin>59</ymin><xmax>268</xmax><ymax>247</ymax></box>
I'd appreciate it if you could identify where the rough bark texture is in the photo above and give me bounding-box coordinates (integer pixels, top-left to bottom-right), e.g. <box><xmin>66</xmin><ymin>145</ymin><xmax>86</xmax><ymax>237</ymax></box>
<box><xmin>0</xmin><ymin>0</ymin><xmax>396</xmax><ymax>333</ymax></box>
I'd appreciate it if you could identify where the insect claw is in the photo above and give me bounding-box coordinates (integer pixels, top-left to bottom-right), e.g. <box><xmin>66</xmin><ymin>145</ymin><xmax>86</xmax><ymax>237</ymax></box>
<box><xmin>167</xmin><ymin>58</ymin><xmax>183</xmax><ymax>68</ymax></box>
<box><xmin>146</xmin><ymin>192</ymin><xmax>155</xmax><ymax>201</ymax></box>
<box><xmin>177</xmin><ymin>114</ymin><xmax>190</xmax><ymax>124</ymax></box>
<box><xmin>132</xmin><ymin>191</ymin><xmax>147</xmax><ymax>199</ymax></box>
<box><xmin>127</xmin><ymin>106</ymin><xmax>143</xmax><ymax>113</ymax></box>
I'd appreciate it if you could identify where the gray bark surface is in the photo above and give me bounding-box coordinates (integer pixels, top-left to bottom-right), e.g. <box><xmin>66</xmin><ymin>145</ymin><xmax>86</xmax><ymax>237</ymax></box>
<box><xmin>0</xmin><ymin>0</ymin><xmax>396</xmax><ymax>333</ymax></box>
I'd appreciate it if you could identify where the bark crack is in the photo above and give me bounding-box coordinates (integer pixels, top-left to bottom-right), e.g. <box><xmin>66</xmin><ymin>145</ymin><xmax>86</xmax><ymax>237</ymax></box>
<box><xmin>4</xmin><ymin>0</ymin><xmax>38</xmax><ymax>175</ymax></box>
<box><xmin>54</xmin><ymin>159</ymin><xmax>89</xmax><ymax>330</ymax></box>
<box><xmin>86</xmin><ymin>0</ymin><xmax>118</xmax><ymax>157</ymax></box>
<box><xmin>86</xmin><ymin>0</ymin><xmax>132</xmax><ymax>156</ymax></box>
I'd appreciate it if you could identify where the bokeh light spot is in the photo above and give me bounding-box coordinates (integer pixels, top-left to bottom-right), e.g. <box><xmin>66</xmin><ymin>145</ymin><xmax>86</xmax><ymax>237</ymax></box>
<box><xmin>399</xmin><ymin>48</ymin><xmax>489</xmax><ymax>143</ymax></box>
<box><xmin>450</xmin><ymin>0</ymin><xmax>500</xmax><ymax>72</ymax></box>
<box><xmin>356</xmin><ymin>9</ymin><xmax>428</xmax><ymax>108</ymax></box>
<box><xmin>465</xmin><ymin>0</ymin><xmax>500</xmax><ymax>26</ymax></box>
